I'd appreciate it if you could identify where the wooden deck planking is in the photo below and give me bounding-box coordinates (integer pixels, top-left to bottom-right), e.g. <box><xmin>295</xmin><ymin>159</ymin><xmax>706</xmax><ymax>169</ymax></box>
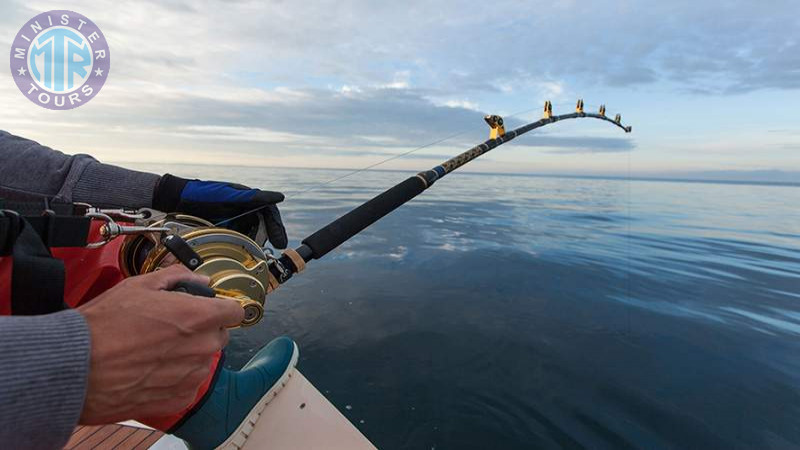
<box><xmin>72</xmin><ymin>425</ymin><xmax>121</xmax><ymax>449</ymax></box>
<box><xmin>89</xmin><ymin>426</ymin><xmax>138</xmax><ymax>449</ymax></box>
<box><xmin>66</xmin><ymin>424</ymin><xmax>165</xmax><ymax>449</ymax></box>
<box><xmin>65</xmin><ymin>426</ymin><xmax>103</xmax><ymax>449</ymax></box>
<box><xmin>131</xmin><ymin>431</ymin><xmax>165</xmax><ymax>449</ymax></box>
<box><xmin>112</xmin><ymin>428</ymin><xmax>157</xmax><ymax>450</ymax></box>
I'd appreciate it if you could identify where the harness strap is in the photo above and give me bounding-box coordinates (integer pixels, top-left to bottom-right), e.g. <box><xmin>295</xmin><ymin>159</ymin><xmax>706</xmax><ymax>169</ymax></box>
<box><xmin>9</xmin><ymin>218</ymin><xmax>66</xmax><ymax>315</ymax></box>
<box><xmin>0</xmin><ymin>201</ymin><xmax>90</xmax><ymax>255</ymax></box>
<box><xmin>0</xmin><ymin>200</ymin><xmax>78</xmax><ymax>215</ymax></box>
<box><xmin>0</xmin><ymin>199</ymin><xmax>92</xmax><ymax>315</ymax></box>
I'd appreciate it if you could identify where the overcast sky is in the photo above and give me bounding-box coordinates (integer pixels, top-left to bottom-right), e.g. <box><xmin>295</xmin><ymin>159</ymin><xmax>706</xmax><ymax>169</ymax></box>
<box><xmin>2</xmin><ymin>0</ymin><xmax>799</xmax><ymax>179</ymax></box>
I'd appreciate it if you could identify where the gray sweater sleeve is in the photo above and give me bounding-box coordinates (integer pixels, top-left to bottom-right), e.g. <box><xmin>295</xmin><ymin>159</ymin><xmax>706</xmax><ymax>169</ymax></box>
<box><xmin>0</xmin><ymin>309</ymin><xmax>91</xmax><ymax>450</ymax></box>
<box><xmin>0</xmin><ymin>131</ymin><xmax>156</xmax><ymax>448</ymax></box>
<box><xmin>0</xmin><ymin>130</ymin><xmax>161</xmax><ymax>208</ymax></box>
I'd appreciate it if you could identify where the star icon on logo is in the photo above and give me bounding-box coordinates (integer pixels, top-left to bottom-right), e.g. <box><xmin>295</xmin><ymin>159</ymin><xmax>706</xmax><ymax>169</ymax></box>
<box><xmin>94</xmin><ymin>68</ymin><xmax>104</xmax><ymax>77</ymax></box>
<box><xmin>17</xmin><ymin>67</ymin><xmax>27</xmax><ymax>76</ymax></box>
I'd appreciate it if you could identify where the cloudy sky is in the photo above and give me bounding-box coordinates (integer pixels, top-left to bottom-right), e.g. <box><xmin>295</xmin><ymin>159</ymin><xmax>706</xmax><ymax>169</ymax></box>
<box><xmin>2</xmin><ymin>0</ymin><xmax>799</xmax><ymax>180</ymax></box>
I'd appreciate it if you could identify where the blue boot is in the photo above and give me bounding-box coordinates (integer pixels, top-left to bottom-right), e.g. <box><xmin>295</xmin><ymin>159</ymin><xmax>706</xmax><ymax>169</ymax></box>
<box><xmin>172</xmin><ymin>336</ymin><xmax>299</xmax><ymax>450</ymax></box>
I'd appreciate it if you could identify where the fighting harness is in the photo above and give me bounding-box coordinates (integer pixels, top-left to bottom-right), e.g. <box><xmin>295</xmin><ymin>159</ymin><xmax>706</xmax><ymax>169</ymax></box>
<box><xmin>0</xmin><ymin>200</ymin><xmax>271</xmax><ymax>327</ymax></box>
<box><xmin>0</xmin><ymin>200</ymin><xmax>92</xmax><ymax>315</ymax></box>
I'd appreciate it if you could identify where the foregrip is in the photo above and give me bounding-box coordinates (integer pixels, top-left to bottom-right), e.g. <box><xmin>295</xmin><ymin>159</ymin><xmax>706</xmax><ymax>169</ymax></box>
<box><xmin>301</xmin><ymin>176</ymin><xmax>427</xmax><ymax>259</ymax></box>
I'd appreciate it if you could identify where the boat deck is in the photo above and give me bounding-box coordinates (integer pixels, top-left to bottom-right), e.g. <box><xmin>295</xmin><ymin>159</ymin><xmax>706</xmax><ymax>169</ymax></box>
<box><xmin>65</xmin><ymin>424</ymin><xmax>164</xmax><ymax>449</ymax></box>
<box><xmin>60</xmin><ymin>370</ymin><xmax>376</xmax><ymax>450</ymax></box>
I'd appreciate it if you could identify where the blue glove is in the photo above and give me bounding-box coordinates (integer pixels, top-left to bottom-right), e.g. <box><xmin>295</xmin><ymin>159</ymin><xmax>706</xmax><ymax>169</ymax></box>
<box><xmin>153</xmin><ymin>174</ymin><xmax>288</xmax><ymax>249</ymax></box>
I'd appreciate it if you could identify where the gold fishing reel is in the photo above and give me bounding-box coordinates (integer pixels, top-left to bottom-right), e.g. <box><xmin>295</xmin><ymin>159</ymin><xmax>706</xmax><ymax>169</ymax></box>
<box><xmin>117</xmin><ymin>212</ymin><xmax>277</xmax><ymax>327</ymax></box>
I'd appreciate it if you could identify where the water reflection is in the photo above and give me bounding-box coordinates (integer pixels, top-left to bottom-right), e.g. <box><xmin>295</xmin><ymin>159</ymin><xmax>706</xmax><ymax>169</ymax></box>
<box><xmin>129</xmin><ymin>164</ymin><xmax>800</xmax><ymax>449</ymax></box>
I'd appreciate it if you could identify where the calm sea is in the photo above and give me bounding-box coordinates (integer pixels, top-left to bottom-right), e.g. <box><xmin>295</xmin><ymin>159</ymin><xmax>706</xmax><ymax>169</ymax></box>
<box><xmin>132</xmin><ymin>164</ymin><xmax>800</xmax><ymax>449</ymax></box>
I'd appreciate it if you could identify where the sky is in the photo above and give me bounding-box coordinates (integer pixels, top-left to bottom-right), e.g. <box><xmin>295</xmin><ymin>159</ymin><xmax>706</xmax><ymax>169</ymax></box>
<box><xmin>1</xmin><ymin>0</ymin><xmax>799</xmax><ymax>181</ymax></box>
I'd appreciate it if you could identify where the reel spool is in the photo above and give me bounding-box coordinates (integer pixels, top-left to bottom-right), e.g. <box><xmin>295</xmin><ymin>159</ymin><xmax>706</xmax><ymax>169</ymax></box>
<box><xmin>118</xmin><ymin>213</ymin><xmax>275</xmax><ymax>327</ymax></box>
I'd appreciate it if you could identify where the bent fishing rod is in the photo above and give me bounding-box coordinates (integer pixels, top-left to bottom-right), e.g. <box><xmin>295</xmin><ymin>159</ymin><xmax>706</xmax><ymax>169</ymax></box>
<box><xmin>269</xmin><ymin>99</ymin><xmax>632</xmax><ymax>285</ymax></box>
<box><xmin>78</xmin><ymin>99</ymin><xmax>631</xmax><ymax>327</ymax></box>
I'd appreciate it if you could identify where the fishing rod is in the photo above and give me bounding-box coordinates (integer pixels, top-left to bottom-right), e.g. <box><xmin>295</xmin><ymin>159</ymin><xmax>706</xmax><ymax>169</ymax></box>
<box><xmin>103</xmin><ymin>99</ymin><xmax>631</xmax><ymax>327</ymax></box>
<box><xmin>270</xmin><ymin>99</ymin><xmax>632</xmax><ymax>284</ymax></box>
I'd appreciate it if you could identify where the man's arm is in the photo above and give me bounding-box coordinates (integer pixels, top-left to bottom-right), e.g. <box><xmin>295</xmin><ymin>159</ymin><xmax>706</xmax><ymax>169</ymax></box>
<box><xmin>0</xmin><ymin>130</ymin><xmax>289</xmax><ymax>247</ymax></box>
<box><xmin>0</xmin><ymin>130</ymin><xmax>160</xmax><ymax>207</ymax></box>
<box><xmin>0</xmin><ymin>267</ymin><xmax>243</xmax><ymax>450</ymax></box>
<box><xmin>0</xmin><ymin>310</ymin><xmax>90</xmax><ymax>450</ymax></box>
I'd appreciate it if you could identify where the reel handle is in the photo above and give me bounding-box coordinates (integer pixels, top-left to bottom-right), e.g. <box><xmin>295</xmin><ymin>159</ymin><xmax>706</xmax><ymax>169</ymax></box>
<box><xmin>170</xmin><ymin>281</ymin><xmax>216</xmax><ymax>298</ymax></box>
<box><xmin>162</xmin><ymin>235</ymin><xmax>204</xmax><ymax>270</ymax></box>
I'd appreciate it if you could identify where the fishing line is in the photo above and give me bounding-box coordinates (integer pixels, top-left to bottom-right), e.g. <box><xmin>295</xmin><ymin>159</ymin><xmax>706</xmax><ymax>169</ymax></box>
<box><xmin>284</xmin><ymin>130</ymin><xmax>470</xmax><ymax>199</ymax></box>
<box><xmin>214</xmin><ymin>129</ymin><xmax>473</xmax><ymax>226</ymax></box>
<box><xmin>214</xmin><ymin>102</ymin><xmax>589</xmax><ymax>226</ymax></box>
<box><xmin>214</xmin><ymin>128</ymin><xmax>470</xmax><ymax>226</ymax></box>
<box><xmin>282</xmin><ymin>104</ymin><xmax>567</xmax><ymax>198</ymax></box>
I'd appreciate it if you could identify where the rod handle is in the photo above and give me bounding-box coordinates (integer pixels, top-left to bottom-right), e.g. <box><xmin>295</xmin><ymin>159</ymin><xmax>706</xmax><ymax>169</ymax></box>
<box><xmin>301</xmin><ymin>175</ymin><xmax>427</xmax><ymax>259</ymax></box>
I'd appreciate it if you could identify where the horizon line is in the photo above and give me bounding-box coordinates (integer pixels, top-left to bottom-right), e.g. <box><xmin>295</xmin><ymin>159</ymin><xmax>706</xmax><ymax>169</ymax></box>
<box><xmin>111</xmin><ymin>161</ymin><xmax>799</xmax><ymax>188</ymax></box>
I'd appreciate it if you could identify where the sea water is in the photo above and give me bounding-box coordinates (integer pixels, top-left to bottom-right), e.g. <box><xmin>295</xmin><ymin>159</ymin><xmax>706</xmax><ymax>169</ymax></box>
<box><xmin>131</xmin><ymin>164</ymin><xmax>800</xmax><ymax>449</ymax></box>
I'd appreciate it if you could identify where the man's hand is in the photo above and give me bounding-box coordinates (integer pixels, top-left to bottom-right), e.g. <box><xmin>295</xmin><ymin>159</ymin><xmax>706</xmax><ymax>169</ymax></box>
<box><xmin>77</xmin><ymin>265</ymin><xmax>244</xmax><ymax>424</ymax></box>
<box><xmin>153</xmin><ymin>174</ymin><xmax>288</xmax><ymax>249</ymax></box>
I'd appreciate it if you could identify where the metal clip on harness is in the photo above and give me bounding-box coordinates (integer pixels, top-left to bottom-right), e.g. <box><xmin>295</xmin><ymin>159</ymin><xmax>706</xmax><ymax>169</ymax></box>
<box><xmin>85</xmin><ymin>212</ymin><xmax>171</xmax><ymax>248</ymax></box>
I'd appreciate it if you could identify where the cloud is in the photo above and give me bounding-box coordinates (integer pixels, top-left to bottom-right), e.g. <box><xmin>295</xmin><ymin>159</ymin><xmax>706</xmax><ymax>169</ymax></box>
<box><xmin>439</xmin><ymin>99</ymin><xmax>480</xmax><ymax>111</ymax></box>
<box><xmin>309</xmin><ymin>150</ymin><xmax>468</xmax><ymax>161</ymax></box>
<box><xmin>163</xmin><ymin>125</ymin><xmax>325</xmax><ymax>145</ymax></box>
<box><xmin>537</xmin><ymin>137</ymin><xmax>635</xmax><ymax>154</ymax></box>
<box><xmin>8</xmin><ymin>0</ymin><xmax>795</xmax><ymax>95</ymax></box>
<box><xmin>376</xmin><ymin>71</ymin><xmax>411</xmax><ymax>90</ymax></box>
<box><xmin>0</xmin><ymin>0</ymin><xmax>795</xmax><ymax>174</ymax></box>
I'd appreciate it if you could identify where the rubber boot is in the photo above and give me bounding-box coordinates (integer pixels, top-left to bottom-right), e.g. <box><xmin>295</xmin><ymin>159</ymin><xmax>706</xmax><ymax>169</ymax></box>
<box><xmin>144</xmin><ymin>336</ymin><xmax>299</xmax><ymax>450</ymax></box>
